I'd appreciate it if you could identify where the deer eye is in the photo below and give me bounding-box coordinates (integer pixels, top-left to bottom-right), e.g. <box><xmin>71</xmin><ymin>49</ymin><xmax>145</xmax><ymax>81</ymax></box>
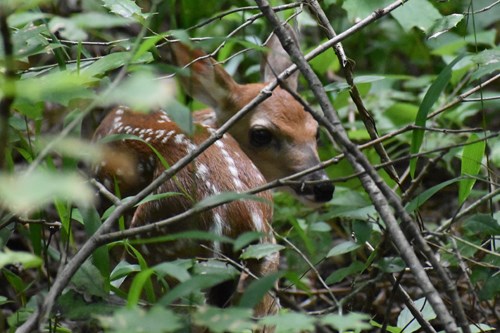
<box><xmin>250</xmin><ymin>127</ymin><xmax>273</xmax><ymax>147</ymax></box>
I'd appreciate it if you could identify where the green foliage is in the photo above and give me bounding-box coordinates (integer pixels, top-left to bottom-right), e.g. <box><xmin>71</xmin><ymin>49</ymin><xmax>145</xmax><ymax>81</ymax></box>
<box><xmin>0</xmin><ymin>0</ymin><xmax>498</xmax><ymax>332</ymax></box>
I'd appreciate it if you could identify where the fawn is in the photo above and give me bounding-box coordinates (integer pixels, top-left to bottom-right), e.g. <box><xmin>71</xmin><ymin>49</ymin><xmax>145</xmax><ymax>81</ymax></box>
<box><xmin>93</xmin><ymin>31</ymin><xmax>334</xmax><ymax>324</ymax></box>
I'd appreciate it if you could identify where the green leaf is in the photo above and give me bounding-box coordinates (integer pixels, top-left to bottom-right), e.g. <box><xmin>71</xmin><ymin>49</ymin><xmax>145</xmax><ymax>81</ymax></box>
<box><xmin>0</xmin><ymin>250</ymin><xmax>42</xmax><ymax>269</ymax></box>
<box><xmin>239</xmin><ymin>272</ymin><xmax>282</xmax><ymax>309</ymax></box>
<box><xmin>459</xmin><ymin>134</ymin><xmax>486</xmax><ymax>204</ymax></box>
<box><xmin>326</xmin><ymin>240</ymin><xmax>361</xmax><ymax>258</ymax></box>
<box><xmin>153</xmin><ymin>261</ymin><xmax>191</xmax><ymax>283</ymax></box>
<box><xmin>321</xmin><ymin>312</ymin><xmax>371</xmax><ymax>331</ymax></box>
<box><xmin>100</xmin><ymin>71</ymin><xmax>176</xmax><ymax>111</ymax></box>
<box><xmin>70</xmin><ymin>12</ymin><xmax>132</xmax><ymax>29</ymax></box>
<box><xmin>233</xmin><ymin>231</ymin><xmax>263</xmax><ymax>252</ymax></box>
<box><xmin>82</xmin><ymin>52</ymin><xmax>153</xmax><ymax>77</ymax></box>
<box><xmin>462</xmin><ymin>214</ymin><xmax>500</xmax><ymax>236</ymax></box>
<box><xmin>159</xmin><ymin>273</ymin><xmax>233</xmax><ymax>305</ymax></box>
<box><xmin>165</xmin><ymin>99</ymin><xmax>193</xmax><ymax>135</ymax></box>
<box><xmin>0</xmin><ymin>169</ymin><xmax>93</xmax><ymax>216</ymax></box>
<box><xmin>193</xmin><ymin>306</ymin><xmax>255</xmax><ymax>333</ymax></box>
<box><xmin>127</xmin><ymin>268</ymin><xmax>155</xmax><ymax>307</ymax></box>
<box><xmin>397</xmin><ymin>297</ymin><xmax>436</xmax><ymax>333</ymax></box>
<box><xmin>391</xmin><ymin>0</ymin><xmax>442</xmax><ymax>33</ymax></box>
<box><xmin>71</xmin><ymin>260</ymin><xmax>107</xmax><ymax>298</ymax></box>
<box><xmin>14</xmin><ymin>71</ymin><xmax>95</xmax><ymax>106</ymax></box>
<box><xmin>342</xmin><ymin>0</ymin><xmax>392</xmax><ymax>22</ymax></box>
<box><xmin>48</xmin><ymin>16</ymin><xmax>87</xmax><ymax>41</ymax></box>
<box><xmin>259</xmin><ymin>312</ymin><xmax>316</xmax><ymax>333</ymax></box>
<box><xmin>325</xmin><ymin>260</ymin><xmax>365</xmax><ymax>284</ymax></box>
<box><xmin>405</xmin><ymin>178</ymin><xmax>460</xmax><ymax>213</ymax></box>
<box><xmin>376</xmin><ymin>256</ymin><xmax>406</xmax><ymax>273</ymax></box>
<box><xmin>428</xmin><ymin>14</ymin><xmax>465</xmax><ymax>39</ymax></box>
<box><xmin>98</xmin><ymin>306</ymin><xmax>183</xmax><ymax>333</ymax></box>
<box><xmin>240</xmin><ymin>244</ymin><xmax>284</xmax><ymax>260</ymax></box>
<box><xmin>0</xmin><ymin>0</ymin><xmax>50</xmax><ymax>13</ymax></box>
<box><xmin>409</xmin><ymin>54</ymin><xmax>465</xmax><ymax>177</ymax></box>
<box><xmin>194</xmin><ymin>191</ymin><xmax>270</xmax><ymax>210</ymax></box>
<box><xmin>102</xmin><ymin>0</ymin><xmax>150</xmax><ymax>22</ymax></box>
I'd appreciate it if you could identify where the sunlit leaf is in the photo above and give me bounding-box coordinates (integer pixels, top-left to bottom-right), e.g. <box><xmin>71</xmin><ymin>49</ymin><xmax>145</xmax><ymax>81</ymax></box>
<box><xmin>240</xmin><ymin>244</ymin><xmax>284</xmax><ymax>260</ymax></box>
<box><xmin>327</xmin><ymin>240</ymin><xmax>361</xmax><ymax>258</ymax></box>
<box><xmin>100</xmin><ymin>72</ymin><xmax>176</xmax><ymax>111</ymax></box>
<box><xmin>0</xmin><ymin>169</ymin><xmax>93</xmax><ymax>215</ymax></box>
<box><xmin>193</xmin><ymin>306</ymin><xmax>254</xmax><ymax>333</ymax></box>
<box><xmin>459</xmin><ymin>134</ymin><xmax>486</xmax><ymax>204</ymax></box>
<box><xmin>428</xmin><ymin>14</ymin><xmax>464</xmax><ymax>39</ymax></box>
<box><xmin>48</xmin><ymin>16</ymin><xmax>87</xmax><ymax>41</ymax></box>
<box><xmin>397</xmin><ymin>297</ymin><xmax>436</xmax><ymax>333</ymax></box>
<box><xmin>321</xmin><ymin>312</ymin><xmax>371</xmax><ymax>331</ymax></box>
<box><xmin>259</xmin><ymin>312</ymin><xmax>316</xmax><ymax>333</ymax></box>
<box><xmin>0</xmin><ymin>250</ymin><xmax>42</xmax><ymax>269</ymax></box>
<box><xmin>98</xmin><ymin>306</ymin><xmax>183</xmax><ymax>333</ymax></box>
<box><xmin>102</xmin><ymin>0</ymin><xmax>150</xmax><ymax>22</ymax></box>
<box><xmin>392</xmin><ymin>0</ymin><xmax>442</xmax><ymax>33</ymax></box>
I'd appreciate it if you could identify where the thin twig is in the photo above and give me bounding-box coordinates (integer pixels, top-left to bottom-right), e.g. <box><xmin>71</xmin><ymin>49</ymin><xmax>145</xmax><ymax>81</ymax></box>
<box><xmin>254</xmin><ymin>1</ymin><xmax>465</xmax><ymax>332</ymax></box>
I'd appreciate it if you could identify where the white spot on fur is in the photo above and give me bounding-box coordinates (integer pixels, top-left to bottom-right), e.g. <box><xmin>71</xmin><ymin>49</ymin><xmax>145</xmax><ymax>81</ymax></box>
<box><xmin>174</xmin><ymin>134</ymin><xmax>185</xmax><ymax>144</ymax></box>
<box><xmin>251</xmin><ymin>211</ymin><xmax>264</xmax><ymax>232</ymax></box>
<box><xmin>211</xmin><ymin>212</ymin><xmax>224</xmax><ymax>253</ymax></box>
<box><xmin>115</xmin><ymin>109</ymin><xmax>124</xmax><ymax>115</ymax></box>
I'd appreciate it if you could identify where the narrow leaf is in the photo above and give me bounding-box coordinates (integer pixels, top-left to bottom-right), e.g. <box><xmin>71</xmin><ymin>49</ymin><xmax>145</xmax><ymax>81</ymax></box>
<box><xmin>459</xmin><ymin>134</ymin><xmax>486</xmax><ymax>204</ymax></box>
<box><xmin>410</xmin><ymin>54</ymin><xmax>465</xmax><ymax>177</ymax></box>
<box><xmin>327</xmin><ymin>240</ymin><xmax>361</xmax><ymax>258</ymax></box>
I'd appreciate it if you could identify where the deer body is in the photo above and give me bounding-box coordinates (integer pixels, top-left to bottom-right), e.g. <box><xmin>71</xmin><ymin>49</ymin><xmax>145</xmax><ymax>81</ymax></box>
<box><xmin>93</xmin><ymin>32</ymin><xmax>334</xmax><ymax>324</ymax></box>
<box><xmin>94</xmin><ymin>107</ymin><xmax>277</xmax><ymax>314</ymax></box>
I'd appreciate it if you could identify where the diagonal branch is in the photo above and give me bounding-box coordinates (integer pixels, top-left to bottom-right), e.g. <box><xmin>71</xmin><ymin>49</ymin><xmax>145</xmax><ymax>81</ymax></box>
<box><xmin>254</xmin><ymin>1</ymin><xmax>466</xmax><ymax>332</ymax></box>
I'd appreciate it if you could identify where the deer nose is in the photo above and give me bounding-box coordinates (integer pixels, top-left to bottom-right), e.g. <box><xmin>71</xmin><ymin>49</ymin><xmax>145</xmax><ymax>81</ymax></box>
<box><xmin>313</xmin><ymin>182</ymin><xmax>335</xmax><ymax>202</ymax></box>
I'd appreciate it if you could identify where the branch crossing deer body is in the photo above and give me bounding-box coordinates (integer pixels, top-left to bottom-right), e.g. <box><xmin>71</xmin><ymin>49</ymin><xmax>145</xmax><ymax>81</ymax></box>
<box><xmin>93</xmin><ymin>31</ymin><xmax>334</xmax><ymax>321</ymax></box>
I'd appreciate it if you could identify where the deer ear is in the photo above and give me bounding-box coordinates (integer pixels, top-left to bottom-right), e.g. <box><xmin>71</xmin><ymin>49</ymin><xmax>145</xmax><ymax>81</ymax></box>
<box><xmin>169</xmin><ymin>42</ymin><xmax>238</xmax><ymax>109</ymax></box>
<box><xmin>261</xmin><ymin>24</ymin><xmax>299</xmax><ymax>92</ymax></box>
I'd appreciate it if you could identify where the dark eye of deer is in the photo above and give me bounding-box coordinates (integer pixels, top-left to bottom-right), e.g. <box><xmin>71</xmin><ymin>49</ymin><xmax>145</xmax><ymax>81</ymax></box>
<box><xmin>250</xmin><ymin>128</ymin><xmax>273</xmax><ymax>147</ymax></box>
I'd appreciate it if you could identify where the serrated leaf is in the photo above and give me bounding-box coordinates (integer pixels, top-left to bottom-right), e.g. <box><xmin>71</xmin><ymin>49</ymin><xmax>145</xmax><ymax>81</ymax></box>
<box><xmin>193</xmin><ymin>306</ymin><xmax>255</xmax><ymax>333</ymax></box>
<box><xmin>240</xmin><ymin>244</ymin><xmax>284</xmax><ymax>260</ymax></box>
<box><xmin>98</xmin><ymin>306</ymin><xmax>182</xmax><ymax>333</ymax></box>
<box><xmin>0</xmin><ymin>250</ymin><xmax>42</xmax><ymax>269</ymax></box>
<box><xmin>326</xmin><ymin>241</ymin><xmax>361</xmax><ymax>258</ymax></box>
<box><xmin>397</xmin><ymin>297</ymin><xmax>436</xmax><ymax>333</ymax></box>
<box><xmin>428</xmin><ymin>14</ymin><xmax>464</xmax><ymax>39</ymax></box>
<box><xmin>409</xmin><ymin>54</ymin><xmax>465</xmax><ymax>177</ymax></box>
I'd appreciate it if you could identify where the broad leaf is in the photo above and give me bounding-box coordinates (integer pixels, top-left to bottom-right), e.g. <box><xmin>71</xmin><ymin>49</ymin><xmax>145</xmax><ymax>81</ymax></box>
<box><xmin>397</xmin><ymin>297</ymin><xmax>436</xmax><ymax>333</ymax></box>
<box><xmin>240</xmin><ymin>244</ymin><xmax>284</xmax><ymax>260</ymax></box>
<box><xmin>0</xmin><ymin>250</ymin><xmax>41</xmax><ymax>269</ymax></box>
<box><xmin>98</xmin><ymin>306</ymin><xmax>182</xmax><ymax>333</ymax></box>
<box><xmin>193</xmin><ymin>306</ymin><xmax>254</xmax><ymax>333</ymax></box>
<box><xmin>392</xmin><ymin>0</ymin><xmax>442</xmax><ymax>33</ymax></box>
<box><xmin>327</xmin><ymin>240</ymin><xmax>361</xmax><ymax>258</ymax></box>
